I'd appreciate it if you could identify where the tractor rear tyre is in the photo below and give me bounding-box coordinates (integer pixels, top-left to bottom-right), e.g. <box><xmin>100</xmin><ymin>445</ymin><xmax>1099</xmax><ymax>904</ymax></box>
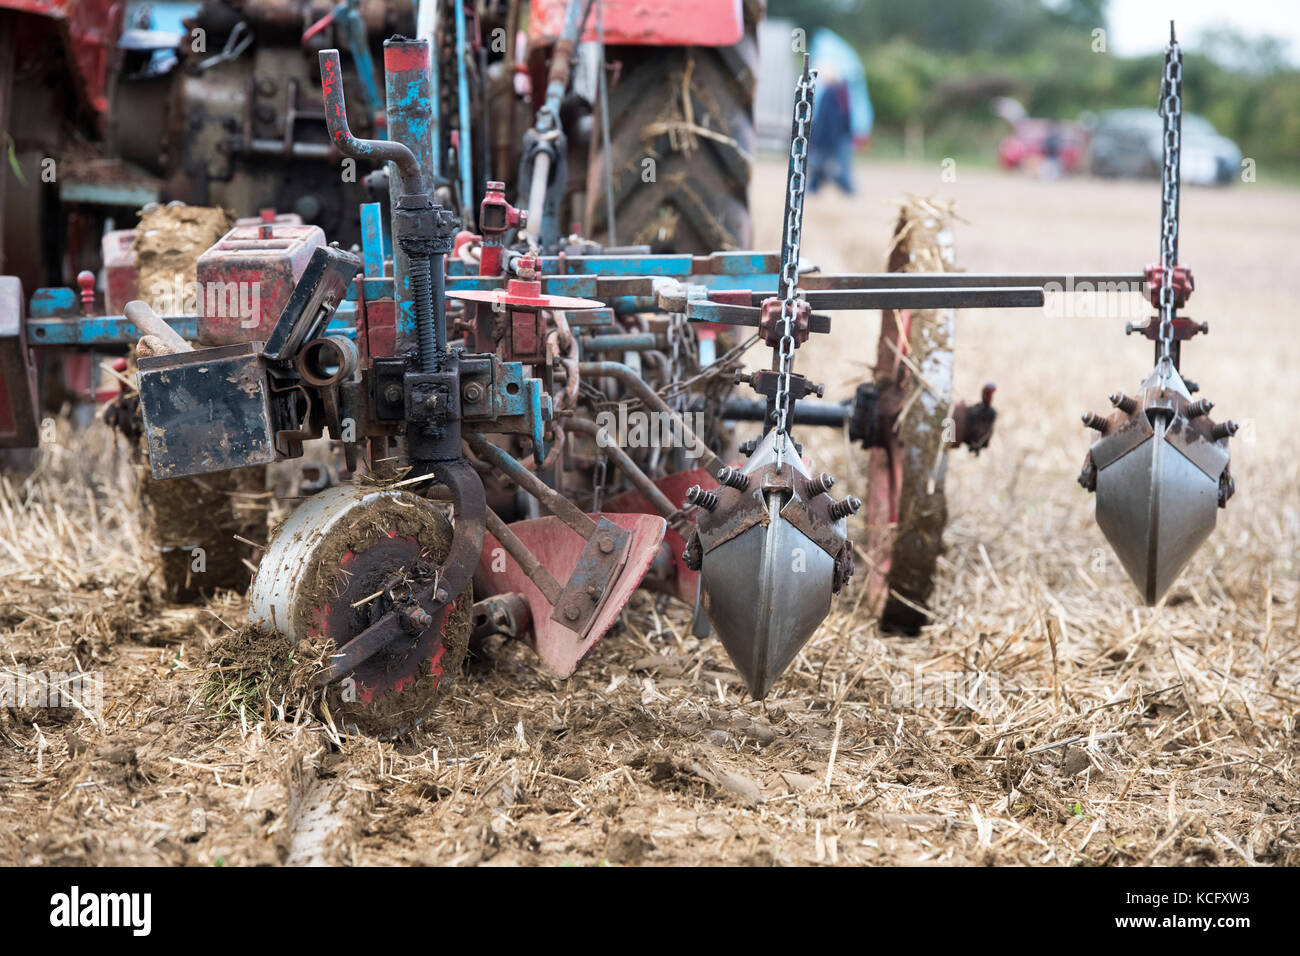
<box><xmin>588</xmin><ymin>19</ymin><xmax>758</xmax><ymax>254</ymax></box>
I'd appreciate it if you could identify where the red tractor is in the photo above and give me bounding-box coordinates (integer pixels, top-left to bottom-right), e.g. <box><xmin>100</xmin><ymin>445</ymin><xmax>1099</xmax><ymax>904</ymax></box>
<box><xmin>1</xmin><ymin>0</ymin><xmax>763</xmax><ymax>451</ymax></box>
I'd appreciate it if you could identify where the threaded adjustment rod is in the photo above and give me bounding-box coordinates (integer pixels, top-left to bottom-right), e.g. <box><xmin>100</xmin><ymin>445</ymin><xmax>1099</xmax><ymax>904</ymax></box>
<box><xmin>716</xmin><ymin>466</ymin><xmax>750</xmax><ymax>491</ymax></box>
<box><xmin>829</xmin><ymin>496</ymin><xmax>862</xmax><ymax>521</ymax></box>
<box><xmin>685</xmin><ymin>485</ymin><xmax>719</xmax><ymax>512</ymax></box>
<box><xmin>806</xmin><ymin>473</ymin><xmax>835</xmax><ymax>497</ymax></box>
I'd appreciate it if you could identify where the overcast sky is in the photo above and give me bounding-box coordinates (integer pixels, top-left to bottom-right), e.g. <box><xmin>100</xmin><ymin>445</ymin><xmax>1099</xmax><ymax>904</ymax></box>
<box><xmin>1105</xmin><ymin>0</ymin><xmax>1300</xmax><ymax>64</ymax></box>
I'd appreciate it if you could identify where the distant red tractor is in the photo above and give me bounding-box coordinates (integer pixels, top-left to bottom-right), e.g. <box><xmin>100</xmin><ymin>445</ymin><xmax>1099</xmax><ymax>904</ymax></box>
<box><xmin>998</xmin><ymin>118</ymin><xmax>1088</xmax><ymax>176</ymax></box>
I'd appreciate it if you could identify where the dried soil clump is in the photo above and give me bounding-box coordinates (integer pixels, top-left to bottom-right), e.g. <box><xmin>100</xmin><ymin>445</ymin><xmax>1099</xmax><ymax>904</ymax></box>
<box><xmin>130</xmin><ymin>202</ymin><xmax>267</xmax><ymax>598</ymax></box>
<box><xmin>133</xmin><ymin>203</ymin><xmax>231</xmax><ymax>303</ymax></box>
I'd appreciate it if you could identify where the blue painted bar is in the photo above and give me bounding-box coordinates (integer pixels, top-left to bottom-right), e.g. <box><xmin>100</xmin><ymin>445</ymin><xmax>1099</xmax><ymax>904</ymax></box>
<box><xmin>534</xmin><ymin>275</ymin><xmax>598</xmax><ymax>297</ymax></box>
<box><xmin>360</xmin><ymin>202</ymin><xmax>385</xmax><ymax>278</ymax></box>
<box><xmin>446</xmin><ymin>254</ymin><xmax>778</xmax><ymax>281</ymax></box>
<box><xmin>30</xmin><ymin>288</ymin><xmax>79</xmax><ymax>318</ymax></box>
<box><xmin>26</xmin><ymin>314</ymin><xmax>357</xmax><ymax>347</ymax></box>
<box><xmin>28</xmin><ymin>315</ymin><xmax>200</xmax><ymax>346</ymax></box>
<box><xmin>699</xmin><ymin>251</ymin><xmax>782</xmax><ymax>275</ymax></box>
<box><xmin>560</xmin><ymin>255</ymin><xmax>694</xmax><ymax>277</ymax></box>
<box><xmin>342</xmin><ymin>2</ymin><xmax>386</xmax><ymax>138</ymax></box>
<box><xmin>383</xmin><ymin>37</ymin><xmax>435</xmax><ymax>344</ymax></box>
<box><xmin>59</xmin><ymin>182</ymin><xmax>161</xmax><ymax>208</ymax></box>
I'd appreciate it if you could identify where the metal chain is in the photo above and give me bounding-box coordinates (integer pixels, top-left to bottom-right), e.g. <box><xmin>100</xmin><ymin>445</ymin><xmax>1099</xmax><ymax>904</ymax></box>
<box><xmin>667</xmin><ymin>311</ymin><xmax>686</xmax><ymax>410</ymax></box>
<box><xmin>774</xmin><ymin>63</ymin><xmax>817</xmax><ymax>465</ymax></box>
<box><xmin>1157</xmin><ymin>29</ymin><xmax>1183</xmax><ymax>378</ymax></box>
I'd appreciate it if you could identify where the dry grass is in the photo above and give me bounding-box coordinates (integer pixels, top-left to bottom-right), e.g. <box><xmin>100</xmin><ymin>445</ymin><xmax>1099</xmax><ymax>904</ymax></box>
<box><xmin>0</xmin><ymin>161</ymin><xmax>1297</xmax><ymax>866</ymax></box>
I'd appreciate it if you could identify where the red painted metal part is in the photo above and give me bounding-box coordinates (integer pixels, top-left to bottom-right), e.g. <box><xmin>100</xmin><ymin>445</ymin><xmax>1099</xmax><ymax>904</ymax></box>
<box><xmin>475</xmin><ymin>512</ymin><xmax>666</xmax><ymax>678</ymax></box>
<box><xmin>478</xmin><ymin>182</ymin><xmax>524</xmax><ymax>277</ymax></box>
<box><xmin>193</xmin><ymin>223</ymin><xmax>325</xmax><ymax>346</ymax></box>
<box><xmin>100</xmin><ymin>228</ymin><xmax>138</xmax><ymax>314</ymax></box>
<box><xmin>603</xmin><ymin>467</ymin><xmax>716</xmax><ymax>606</ymax></box>
<box><xmin>1</xmin><ymin>0</ymin><xmax>122</xmax><ymax>118</ymax></box>
<box><xmin>1144</xmin><ymin>263</ymin><xmax>1193</xmax><ymax>309</ymax></box>
<box><xmin>1140</xmin><ymin>264</ymin><xmax>1204</xmax><ymax>342</ymax></box>
<box><xmin>446</xmin><ymin>280</ymin><xmax>603</xmax><ymax>311</ymax></box>
<box><xmin>384</xmin><ymin>40</ymin><xmax>428</xmax><ymax>75</ymax></box>
<box><xmin>448</xmin><ymin>278</ymin><xmax>602</xmax><ymax>363</ymax></box>
<box><xmin>527</xmin><ymin>0</ymin><xmax>743</xmax><ymax>46</ymax></box>
<box><xmin>362</xmin><ymin>297</ymin><xmax>397</xmax><ymax>360</ymax></box>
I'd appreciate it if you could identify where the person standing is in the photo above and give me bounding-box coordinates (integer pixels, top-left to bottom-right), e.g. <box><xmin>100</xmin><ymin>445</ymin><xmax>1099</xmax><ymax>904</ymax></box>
<box><xmin>808</xmin><ymin>75</ymin><xmax>856</xmax><ymax>194</ymax></box>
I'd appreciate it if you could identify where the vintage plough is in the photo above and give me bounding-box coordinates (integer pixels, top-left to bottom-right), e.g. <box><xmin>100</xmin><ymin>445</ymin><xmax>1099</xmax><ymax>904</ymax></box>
<box><xmin>0</xmin><ymin>25</ymin><xmax>1236</xmax><ymax>733</ymax></box>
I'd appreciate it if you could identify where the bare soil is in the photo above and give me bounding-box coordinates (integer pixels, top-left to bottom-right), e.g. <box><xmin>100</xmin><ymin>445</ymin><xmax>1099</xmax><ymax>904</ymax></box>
<box><xmin>1</xmin><ymin>160</ymin><xmax>1297</xmax><ymax>866</ymax></box>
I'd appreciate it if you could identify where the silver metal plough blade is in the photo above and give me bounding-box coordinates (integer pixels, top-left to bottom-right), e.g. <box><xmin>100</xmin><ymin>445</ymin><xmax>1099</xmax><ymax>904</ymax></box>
<box><xmin>687</xmin><ymin>431</ymin><xmax>856</xmax><ymax>698</ymax></box>
<box><xmin>1081</xmin><ymin>363</ymin><xmax>1235</xmax><ymax>605</ymax></box>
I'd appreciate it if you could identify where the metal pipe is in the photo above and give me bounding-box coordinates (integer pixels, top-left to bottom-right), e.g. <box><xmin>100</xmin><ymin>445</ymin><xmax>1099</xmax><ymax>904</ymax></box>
<box><xmin>521</xmin><ymin>0</ymin><xmax>588</xmax><ymax>246</ymax></box>
<box><xmin>454</xmin><ymin>0</ymin><xmax>474</xmax><ymax>220</ymax></box>
<box><xmin>567</xmin><ymin>417</ymin><xmax>678</xmax><ymax>520</ymax></box>
<box><xmin>417</xmin><ymin>0</ymin><xmax>440</xmax><ymax>173</ymax></box>
<box><xmin>542</xmin><ymin>0</ymin><xmax>588</xmax><ymax>118</ymax></box>
<box><xmin>744</xmin><ymin>287</ymin><xmax>1046</xmax><ymax>311</ymax></box>
<box><xmin>581</xmin><ymin>332</ymin><xmax>661</xmax><ymax>352</ymax></box>
<box><xmin>577</xmin><ymin>361</ymin><xmax>723</xmax><ymax>476</ymax></box>
<box><xmin>471</xmin><ymin>591</ymin><xmax>533</xmax><ymax>641</ymax></box>
<box><xmin>720</xmin><ymin>397</ymin><xmax>849</xmax><ymax>427</ymax></box>
<box><xmin>123</xmin><ymin>300</ymin><xmax>193</xmax><ymax>354</ymax></box>
<box><xmin>467</xmin><ymin>434</ymin><xmax>598</xmax><ymax>539</ymax></box>
<box><xmin>524</xmin><ymin>150</ymin><xmax>551</xmax><ymax>247</ymax></box>
<box><xmin>770</xmin><ymin>272</ymin><xmax>1148</xmax><ymax>293</ymax></box>
<box><xmin>319</xmin><ymin>49</ymin><xmax>421</xmax><ymax>197</ymax></box>
<box><xmin>245</xmin><ymin>140</ymin><xmax>333</xmax><ymax>159</ymax></box>
<box><xmin>382</xmin><ymin>39</ymin><xmax>438</xmax><ymax>357</ymax></box>
<box><xmin>342</xmin><ymin>2</ymin><xmax>385</xmax><ymax>138</ymax></box>
<box><xmin>595</xmin><ymin>0</ymin><xmax>616</xmax><ymax>244</ymax></box>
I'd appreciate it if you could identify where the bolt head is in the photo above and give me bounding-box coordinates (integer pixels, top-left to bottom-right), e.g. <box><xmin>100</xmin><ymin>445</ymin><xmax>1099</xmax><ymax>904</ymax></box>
<box><xmin>563</xmin><ymin>604</ymin><xmax>581</xmax><ymax>622</ymax></box>
<box><xmin>598</xmin><ymin>536</ymin><xmax>614</xmax><ymax>554</ymax></box>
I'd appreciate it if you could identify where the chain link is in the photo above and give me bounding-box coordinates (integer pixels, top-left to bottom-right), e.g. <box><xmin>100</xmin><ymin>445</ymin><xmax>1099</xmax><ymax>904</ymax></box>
<box><xmin>1157</xmin><ymin>33</ymin><xmax>1183</xmax><ymax>378</ymax></box>
<box><xmin>774</xmin><ymin>64</ymin><xmax>817</xmax><ymax>465</ymax></box>
<box><xmin>666</xmin><ymin>311</ymin><xmax>688</xmax><ymax>411</ymax></box>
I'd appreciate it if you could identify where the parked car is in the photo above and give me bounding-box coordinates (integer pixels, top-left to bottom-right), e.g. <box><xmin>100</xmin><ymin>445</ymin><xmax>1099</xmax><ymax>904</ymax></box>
<box><xmin>998</xmin><ymin>119</ymin><xmax>1089</xmax><ymax>175</ymax></box>
<box><xmin>1089</xmin><ymin>109</ymin><xmax>1241</xmax><ymax>185</ymax></box>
